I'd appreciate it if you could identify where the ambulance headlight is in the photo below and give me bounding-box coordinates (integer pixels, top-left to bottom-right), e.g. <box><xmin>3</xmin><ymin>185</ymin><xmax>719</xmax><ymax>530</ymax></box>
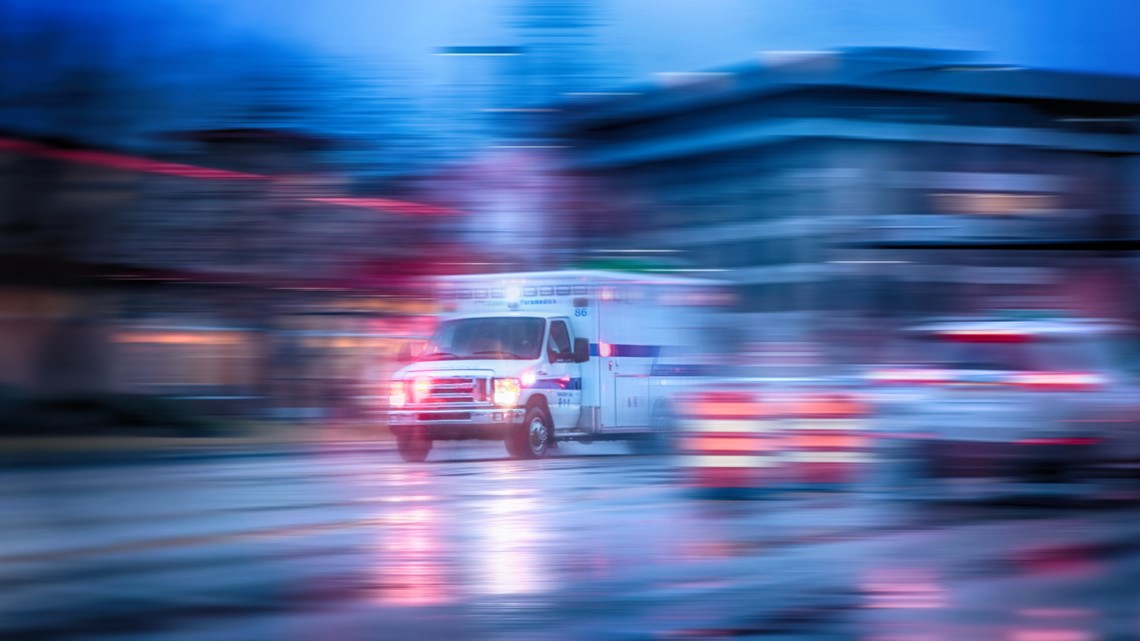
<box><xmin>493</xmin><ymin>378</ymin><xmax>521</xmax><ymax>407</ymax></box>
<box><xmin>412</xmin><ymin>377</ymin><xmax>432</xmax><ymax>401</ymax></box>
<box><xmin>389</xmin><ymin>381</ymin><xmax>408</xmax><ymax>408</ymax></box>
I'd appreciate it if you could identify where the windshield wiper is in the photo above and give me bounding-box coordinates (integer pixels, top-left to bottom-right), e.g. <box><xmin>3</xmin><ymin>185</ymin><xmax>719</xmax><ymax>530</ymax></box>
<box><xmin>472</xmin><ymin>350</ymin><xmax>526</xmax><ymax>359</ymax></box>
<box><xmin>420</xmin><ymin>352</ymin><xmax>459</xmax><ymax>361</ymax></box>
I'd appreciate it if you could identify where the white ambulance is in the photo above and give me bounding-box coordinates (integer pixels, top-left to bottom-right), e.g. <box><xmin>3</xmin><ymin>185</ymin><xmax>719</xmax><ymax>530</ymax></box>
<box><xmin>387</xmin><ymin>271</ymin><xmax>726</xmax><ymax>461</ymax></box>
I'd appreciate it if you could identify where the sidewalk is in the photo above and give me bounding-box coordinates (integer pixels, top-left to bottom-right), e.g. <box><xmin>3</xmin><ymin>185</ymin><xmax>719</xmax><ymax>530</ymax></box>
<box><xmin>0</xmin><ymin>420</ymin><xmax>396</xmax><ymax>467</ymax></box>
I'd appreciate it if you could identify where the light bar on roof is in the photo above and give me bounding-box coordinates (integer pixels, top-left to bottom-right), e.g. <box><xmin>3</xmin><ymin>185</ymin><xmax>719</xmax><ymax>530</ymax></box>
<box><xmin>442</xmin><ymin>282</ymin><xmax>601</xmax><ymax>301</ymax></box>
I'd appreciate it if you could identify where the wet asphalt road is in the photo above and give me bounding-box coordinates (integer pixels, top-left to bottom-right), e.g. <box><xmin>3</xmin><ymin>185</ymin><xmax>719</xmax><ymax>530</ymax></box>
<box><xmin>2</xmin><ymin>440</ymin><xmax>1139</xmax><ymax>640</ymax></box>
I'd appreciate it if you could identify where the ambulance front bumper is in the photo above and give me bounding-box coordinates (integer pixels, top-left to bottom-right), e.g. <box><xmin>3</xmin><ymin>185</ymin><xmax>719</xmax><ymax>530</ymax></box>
<box><xmin>388</xmin><ymin>406</ymin><xmax>526</xmax><ymax>440</ymax></box>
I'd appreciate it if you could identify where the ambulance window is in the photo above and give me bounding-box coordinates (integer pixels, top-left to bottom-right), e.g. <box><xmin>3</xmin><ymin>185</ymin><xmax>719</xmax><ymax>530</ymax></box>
<box><xmin>548</xmin><ymin>321</ymin><xmax>573</xmax><ymax>362</ymax></box>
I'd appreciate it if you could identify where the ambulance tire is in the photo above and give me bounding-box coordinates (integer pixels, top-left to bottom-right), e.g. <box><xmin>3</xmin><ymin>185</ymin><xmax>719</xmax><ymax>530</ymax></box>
<box><xmin>507</xmin><ymin>406</ymin><xmax>552</xmax><ymax>459</ymax></box>
<box><xmin>397</xmin><ymin>434</ymin><xmax>432</xmax><ymax>463</ymax></box>
<box><xmin>504</xmin><ymin>431</ymin><xmax>522</xmax><ymax>458</ymax></box>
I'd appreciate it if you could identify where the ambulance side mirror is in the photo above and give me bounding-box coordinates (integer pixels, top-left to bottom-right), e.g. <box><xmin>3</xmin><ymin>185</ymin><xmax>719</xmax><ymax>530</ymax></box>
<box><xmin>573</xmin><ymin>338</ymin><xmax>590</xmax><ymax>363</ymax></box>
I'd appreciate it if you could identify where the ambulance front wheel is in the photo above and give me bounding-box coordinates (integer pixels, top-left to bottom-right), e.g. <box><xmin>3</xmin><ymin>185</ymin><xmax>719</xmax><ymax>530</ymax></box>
<box><xmin>507</xmin><ymin>406</ymin><xmax>552</xmax><ymax>459</ymax></box>
<box><xmin>397</xmin><ymin>434</ymin><xmax>432</xmax><ymax>463</ymax></box>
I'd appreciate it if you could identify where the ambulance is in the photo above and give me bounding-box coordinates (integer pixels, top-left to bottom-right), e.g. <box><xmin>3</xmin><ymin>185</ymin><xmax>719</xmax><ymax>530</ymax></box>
<box><xmin>387</xmin><ymin>271</ymin><xmax>726</xmax><ymax>461</ymax></box>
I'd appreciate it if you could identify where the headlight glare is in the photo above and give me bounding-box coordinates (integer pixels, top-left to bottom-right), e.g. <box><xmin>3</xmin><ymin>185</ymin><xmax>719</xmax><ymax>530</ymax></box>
<box><xmin>493</xmin><ymin>378</ymin><xmax>521</xmax><ymax>407</ymax></box>
<box><xmin>412</xmin><ymin>377</ymin><xmax>432</xmax><ymax>402</ymax></box>
<box><xmin>389</xmin><ymin>381</ymin><xmax>407</xmax><ymax>408</ymax></box>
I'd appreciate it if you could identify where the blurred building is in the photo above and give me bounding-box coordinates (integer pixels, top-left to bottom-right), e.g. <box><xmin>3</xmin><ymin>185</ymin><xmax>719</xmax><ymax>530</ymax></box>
<box><xmin>552</xmin><ymin>48</ymin><xmax>1140</xmax><ymax>348</ymax></box>
<box><xmin>0</xmin><ymin>129</ymin><xmax>452</xmax><ymax>419</ymax></box>
<box><xmin>436</xmin><ymin>0</ymin><xmax>607</xmax><ymax>150</ymax></box>
<box><xmin>419</xmin><ymin>147</ymin><xmax>643</xmax><ymax>272</ymax></box>
<box><xmin>514</xmin><ymin>0</ymin><xmax>606</xmax><ymax>105</ymax></box>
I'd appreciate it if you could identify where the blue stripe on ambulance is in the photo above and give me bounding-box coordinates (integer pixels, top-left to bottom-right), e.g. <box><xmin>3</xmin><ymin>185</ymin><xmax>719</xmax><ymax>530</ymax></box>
<box><xmin>530</xmin><ymin>377</ymin><xmax>582</xmax><ymax>390</ymax></box>
<box><xmin>586</xmin><ymin>343</ymin><xmax>710</xmax><ymax>377</ymax></box>
<box><xmin>587</xmin><ymin>343</ymin><xmax>661</xmax><ymax>357</ymax></box>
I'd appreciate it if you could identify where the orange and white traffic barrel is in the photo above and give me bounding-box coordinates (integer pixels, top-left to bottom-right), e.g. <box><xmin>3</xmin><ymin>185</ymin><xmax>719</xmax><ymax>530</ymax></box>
<box><xmin>675</xmin><ymin>390</ymin><xmax>786</xmax><ymax>495</ymax></box>
<box><xmin>783</xmin><ymin>391</ymin><xmax>872</xmax><ymax>489</ymax></box>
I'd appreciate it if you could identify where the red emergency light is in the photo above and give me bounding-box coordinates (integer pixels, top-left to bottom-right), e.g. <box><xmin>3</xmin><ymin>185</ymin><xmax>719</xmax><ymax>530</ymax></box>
<box><xmin>938</xmin><ymin>329</ymin><xmax>1032</xmax><ymax>343</ymax></box>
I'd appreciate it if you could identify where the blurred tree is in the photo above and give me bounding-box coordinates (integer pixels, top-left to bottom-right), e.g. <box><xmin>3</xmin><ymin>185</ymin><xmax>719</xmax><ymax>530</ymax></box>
<box><xmin>0</xmin><ymin>1</ymin><xmax>428</xmax><ymax>172</ymax></box>
<box><xmin>0</xmin><ymin>0</ymin><xmax>452</xmax><ymax>405</ymax></box>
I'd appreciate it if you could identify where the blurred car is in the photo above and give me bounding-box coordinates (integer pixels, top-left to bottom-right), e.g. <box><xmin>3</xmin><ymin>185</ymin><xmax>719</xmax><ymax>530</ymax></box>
<box><xmin>867</xmin><ymin>315</ymin><xmax>1140</xmax><ymax>484</ymax></box>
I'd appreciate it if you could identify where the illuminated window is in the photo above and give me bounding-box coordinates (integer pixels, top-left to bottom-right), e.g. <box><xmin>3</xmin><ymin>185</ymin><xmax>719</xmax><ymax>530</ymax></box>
<box><xmin>931</xmin><ymin>192</ymin><xmax>1058</xmax><ymax>215</ymax></box>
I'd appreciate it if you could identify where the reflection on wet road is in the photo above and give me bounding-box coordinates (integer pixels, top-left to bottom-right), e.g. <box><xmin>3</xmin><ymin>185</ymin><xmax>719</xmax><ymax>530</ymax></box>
<box><xmin>1</xmin><ymin>441</ymin><xmax>1138</xmax><ymax>640</ymax></box>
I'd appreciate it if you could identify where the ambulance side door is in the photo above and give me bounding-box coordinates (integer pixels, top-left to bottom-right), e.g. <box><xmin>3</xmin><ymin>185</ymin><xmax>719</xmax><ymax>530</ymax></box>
<box><xmin>542</xmin><ymin>318</ymin><xmax>582</xmax><ymax>430</ymax></box>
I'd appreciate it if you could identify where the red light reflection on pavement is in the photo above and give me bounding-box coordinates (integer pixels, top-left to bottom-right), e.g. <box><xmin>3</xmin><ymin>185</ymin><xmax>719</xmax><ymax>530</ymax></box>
<box><xmin>861</xmin><ymin>568</ymin><xmax>948</xmax><ymax>610</ymax></box>
<box><xmin>369</xmin><ymin>506</ymin><xmax>454</xmax><ymax>606</ymax></box>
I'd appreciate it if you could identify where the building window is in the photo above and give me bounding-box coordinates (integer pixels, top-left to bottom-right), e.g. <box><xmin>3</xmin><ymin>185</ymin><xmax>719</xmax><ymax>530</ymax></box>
<box><xmin>931</xmin><ymin>192</ymin><xmax>1060</xmax><ymax>215</ymax></box>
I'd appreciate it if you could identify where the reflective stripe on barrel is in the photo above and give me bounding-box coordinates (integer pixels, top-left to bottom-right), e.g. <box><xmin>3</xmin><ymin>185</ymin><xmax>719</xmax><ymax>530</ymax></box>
<box><xmin>784</xmin><ymin>393</ymin><xmax>871</xmax><ymax>486</ymax></box>
<box><xmin>677</xmin><ymin>391</ymin><xmax>784</xmax><ymax>489</ymax></box>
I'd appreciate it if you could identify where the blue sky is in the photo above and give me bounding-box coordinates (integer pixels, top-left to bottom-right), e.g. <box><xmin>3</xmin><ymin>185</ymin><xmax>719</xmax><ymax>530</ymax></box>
<box><xmin>185</xmin><ymin>0</ymin><xmax>1140</xmax><ymax>80</ymax></box>
<box><xmin>3</xmin><ymin>0</ymin><xmax>1138</xmax><ymax>154</ymax></box>
<box><xmin>6</xmin><ymin>0</ymin><xmax>1139</xmax><ymax>93</ymax></box>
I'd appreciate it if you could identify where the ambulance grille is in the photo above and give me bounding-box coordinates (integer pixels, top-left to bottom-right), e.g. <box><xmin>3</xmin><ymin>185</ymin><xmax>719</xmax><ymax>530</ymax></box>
<box><xmin>420</xmin><ymin>377</ymin><xmax>487</xmax><ymax>404</ymax></box>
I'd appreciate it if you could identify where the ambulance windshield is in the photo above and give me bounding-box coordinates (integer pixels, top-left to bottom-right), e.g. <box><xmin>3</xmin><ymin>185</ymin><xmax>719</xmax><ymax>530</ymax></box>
<box><xmin>420</xmin><ymin>317</ymin><xmax>546</xmax><ymax>361</ymax></box>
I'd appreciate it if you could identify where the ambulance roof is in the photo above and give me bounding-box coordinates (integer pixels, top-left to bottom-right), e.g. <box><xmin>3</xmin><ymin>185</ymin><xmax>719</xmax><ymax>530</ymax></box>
<box><xmin>443</xmin><ymin>311</ymin><xmax>567</xmax><ymax>320</ymax></box>
<box><xmin>435</xmin><ymin>269</ymin><xmax>717</xmax><ymax>287</ymax></box>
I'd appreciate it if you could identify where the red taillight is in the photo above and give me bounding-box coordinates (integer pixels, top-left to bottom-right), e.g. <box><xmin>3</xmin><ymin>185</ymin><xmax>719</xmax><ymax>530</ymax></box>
<box><xmin>869</xmin><ymin>369</ymin><xmax>950</xmax><ymax>385</ymax></box>
<box><xmin>1012</xmin><ymin>372</ymin><xmax>1104</xmax><ymax>392</ymax></box>
<box><xmin>940</xmin><ymin>330</ymin><xmax>1031</xmax><ymax>343</ymax></box>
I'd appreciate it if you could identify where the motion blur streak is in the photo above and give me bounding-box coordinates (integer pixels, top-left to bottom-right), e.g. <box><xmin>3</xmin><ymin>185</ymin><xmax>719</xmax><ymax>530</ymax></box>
<box><xmin>2</xmin><ymin>1</ymin><xmax>1140</xmax><ymax>640</ymax></box>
